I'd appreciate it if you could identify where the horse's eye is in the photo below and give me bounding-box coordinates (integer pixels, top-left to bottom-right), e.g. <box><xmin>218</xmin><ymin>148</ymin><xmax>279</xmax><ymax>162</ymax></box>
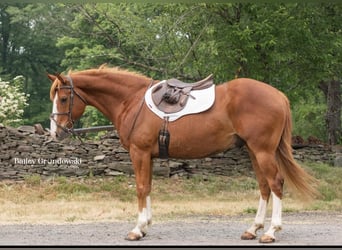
<box><xmin>61</xmin><ymin>97</ymin><xmax>68</xmax><ymax>104</ymax></box>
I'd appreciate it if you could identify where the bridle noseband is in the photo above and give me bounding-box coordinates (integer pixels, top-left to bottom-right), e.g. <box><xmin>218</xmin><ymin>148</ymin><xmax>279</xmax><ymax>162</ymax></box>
<box><xmin>50</xmin><ymin>75</ymin><xmax>88</xmax><ymax>137</ymax></box>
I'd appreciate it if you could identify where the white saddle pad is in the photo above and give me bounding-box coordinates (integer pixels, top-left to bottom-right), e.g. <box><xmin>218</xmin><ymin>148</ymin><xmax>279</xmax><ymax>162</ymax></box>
<box><xmin>144</xmin><ymin>80</ymin><xmax>215</xmax><ymax>122</ymax></box>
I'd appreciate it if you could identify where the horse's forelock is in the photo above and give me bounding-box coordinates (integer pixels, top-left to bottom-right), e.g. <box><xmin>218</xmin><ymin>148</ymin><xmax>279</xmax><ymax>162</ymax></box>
<box><xmin>49</xmin><ymin>80</ymin><xmax>60</xmax><ymax>101</ymax></box>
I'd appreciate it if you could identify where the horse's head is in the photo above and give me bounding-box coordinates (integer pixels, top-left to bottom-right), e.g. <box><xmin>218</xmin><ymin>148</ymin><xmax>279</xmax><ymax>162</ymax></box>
<box><xmin>48</xmin><ymin>73</ymin><xmax>87</xmax><ymax>140</ymax></box>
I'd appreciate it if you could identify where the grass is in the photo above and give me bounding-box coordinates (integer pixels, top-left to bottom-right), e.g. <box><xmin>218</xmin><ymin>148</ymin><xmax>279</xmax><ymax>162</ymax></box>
<box><xmin>0</xmin><ymin>162</ymin><xmax>341</xmax><ymax>224</ymax></box>
<box><xmin>305</xmin><ymin>162</ymin><xmax>342</xmax><ymax>210</ymax></box>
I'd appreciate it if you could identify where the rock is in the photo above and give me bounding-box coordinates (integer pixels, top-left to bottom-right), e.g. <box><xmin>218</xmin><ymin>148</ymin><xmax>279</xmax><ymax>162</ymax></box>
<box><xmin>17</xmin><ymin>125</ymin><xmax>36</xmax><ymax>134</ymax></box>
<box><xmin>75</xmin><ymin>169</ymin><xmax>90</xmax><ymax>176</ymax></box>
<box><xmin>334</xmin><ymin>155</ymin><xmax>342</xmax><ymax>167</ymax></box>
<box><xmin>0</xmin><ymin>154</ymin><xmax>10</xmax><ymax>160</ymax></box>
<box><xmin>104</xmin><ymin>169</ymin><xmax>124</xmax><ymax>176</ymax></box>
<box><xmin>102</xmin><ymin>139</ymin><xmax>116</xmax><ymax>146</ymax></box>
<box><xmin>106</xmin><ymin>162</ymin><xmax>134</xmax><ymax>175</ymax></box>
<box><xmin>74</xmin><ymin>148</ymin><xmax>87</xmax><ymax>154</ymax></box>
<box><xmin>0</xmin><ymin>129</ymin><xmax>7</xmax><ymax>138</ymax></box>
<box><xmin>63</xmin><ymin>146</ymin><xmax>76</xmax><ymax>151</ymax></box>
<box><xmin>17</xmin><ymin>145</ymin><xmax>34</xmax><ymax>152</ymax></box>
<box><xmin>153</xmin><ymin>165</ymin><xmax>170</xmax><ymax>177</ymax></box>
<box><xmin>94</xmin><ymin>155</ymin><xmax>106</xmax><ymax>161</ymax></box>
<box><xmin>34</xmin><ymin>124</ymin><xmax>45</xmax><ymax>135</ymax></box>
<box><xmin>167</xmin><ymin>161</ymin><xmax>184</xmax><ymax>168</ymax></box>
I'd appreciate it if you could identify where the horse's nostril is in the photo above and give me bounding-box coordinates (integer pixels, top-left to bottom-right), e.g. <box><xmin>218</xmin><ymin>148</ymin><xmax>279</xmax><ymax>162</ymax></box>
<box><xmin>54</xmin><ymin>132</ymin><xmax>59</xmax><ymax>138</ymax></box>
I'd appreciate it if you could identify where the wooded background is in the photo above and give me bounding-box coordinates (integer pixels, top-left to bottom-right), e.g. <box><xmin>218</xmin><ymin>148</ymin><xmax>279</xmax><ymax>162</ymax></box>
<box><xmin>0</xmin><ymin>3</ymin><xmax>341</xmax><ymax>144</ymax></box>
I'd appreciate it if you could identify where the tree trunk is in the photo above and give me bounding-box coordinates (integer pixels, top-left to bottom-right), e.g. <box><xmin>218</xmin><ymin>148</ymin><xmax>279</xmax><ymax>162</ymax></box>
<box><xmin>0</xmin><ymin>5</ymin><xmax>10</xmax><ymax>73</ymax></box>
<box><xmin>319</xmin><ymin>80</ymin><xmax>341</xmax><ymax>145</ymax></box>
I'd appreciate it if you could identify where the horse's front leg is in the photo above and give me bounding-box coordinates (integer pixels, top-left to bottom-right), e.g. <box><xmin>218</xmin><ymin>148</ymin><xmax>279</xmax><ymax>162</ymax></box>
<box><xmin>126</xmin><ymin>145</ymin><xmax>153</xmax><ymax>241</ymax></box>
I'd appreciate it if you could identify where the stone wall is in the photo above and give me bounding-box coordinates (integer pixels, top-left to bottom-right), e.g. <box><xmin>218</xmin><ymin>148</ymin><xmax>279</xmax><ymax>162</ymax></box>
<box><xmin>0</xmin><ymin>125</ymin><xmax>337</xmax><ymax>181</ymax></box>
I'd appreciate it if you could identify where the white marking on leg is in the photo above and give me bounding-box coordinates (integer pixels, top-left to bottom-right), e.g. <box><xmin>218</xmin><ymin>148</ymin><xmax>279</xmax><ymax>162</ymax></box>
<box><xmin>146</xmin><ymin>195</ymin><xmax>152</xmax><ymax>225</ymax></box>
<box><xmin>132</xmin><ymin>196</ymin><xmax>154</xmax><ymax>237</ymax></box>
<box><xmin>131</xmin><ymin>196</ymin><xmax>152</xmax><ymax>237</ymax></box>
<box><xmin>264</xmin><ymin>192</ymin><xmax>282</xmax><ymax>239</ymax></box>
<box><xmin>131</xmin><ymin>208</ymin><xmax>148</xmax><ymax>236</ymax></box>
<box><xmin>247</xmin><ymin>195</ymin><xmax>267</xmax><ymax>236</ymax></box>
<box><xmin>255</xmin><ymin>196</ymin><xmax>268</xmax><ymax>225</ymax></box>
<box><xmin>50</xmin><ymin>93</ymin><xmax>58</xmax><ymax>139</ymax></box>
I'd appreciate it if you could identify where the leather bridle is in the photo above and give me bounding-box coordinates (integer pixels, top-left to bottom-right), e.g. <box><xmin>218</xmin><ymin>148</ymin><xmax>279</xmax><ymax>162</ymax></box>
<box><xmin>50</xmin><ymin>75</ymin><xmax>87</xmax><ymax>136</ymax></box>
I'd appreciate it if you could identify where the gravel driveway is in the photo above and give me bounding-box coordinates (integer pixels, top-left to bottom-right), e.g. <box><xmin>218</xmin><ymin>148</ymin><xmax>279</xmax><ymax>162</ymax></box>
<box><xmin>0</xmin><ymin>212</ymin><xmax>341</xmax><ymax>246</ymax></box>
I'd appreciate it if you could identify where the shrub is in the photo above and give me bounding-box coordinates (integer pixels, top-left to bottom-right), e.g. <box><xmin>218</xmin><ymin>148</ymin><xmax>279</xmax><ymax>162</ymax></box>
<box><xmin>0</xmin><ymin>76</ymin><xmax>29</xmax><ymax>126</ymax></box>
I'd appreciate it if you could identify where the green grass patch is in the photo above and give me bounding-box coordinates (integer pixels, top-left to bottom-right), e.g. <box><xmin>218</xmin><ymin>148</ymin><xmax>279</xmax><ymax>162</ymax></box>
<box><xmin>243</xmin><ymin>207</ymin><xmax>257</xmax><ymax>214</ymax></box>
<box><xmin>24</xmin><ymin>174</ymin><xmax>41</xmax><ymax>186</ymax></box>
<box><xmin>301</xmin><ymin>162</ymin><xmax>342</xmax><ymax>210</ymax></box>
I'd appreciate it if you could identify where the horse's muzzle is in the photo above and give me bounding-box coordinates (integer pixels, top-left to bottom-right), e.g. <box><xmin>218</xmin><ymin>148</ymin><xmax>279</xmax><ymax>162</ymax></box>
<box><xmin>51</xmin><ymin>129</ymin><xmax>70</xmax><ymax>141</ymax></box>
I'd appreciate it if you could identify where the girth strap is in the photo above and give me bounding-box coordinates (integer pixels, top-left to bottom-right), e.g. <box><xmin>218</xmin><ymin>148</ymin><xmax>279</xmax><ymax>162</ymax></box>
<box><xmin>158</xmin><ymin>117</ymin><xmax>170</xmax><ymax>159</ymax></box>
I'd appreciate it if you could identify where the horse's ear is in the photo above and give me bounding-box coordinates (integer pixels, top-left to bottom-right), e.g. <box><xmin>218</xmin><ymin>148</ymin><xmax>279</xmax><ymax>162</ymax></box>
<box><xmin>56</xmin><ymin>73</ymin><xmax>67</xmax><ymax>85</ymax></box>
<box><xmin>47</xmin><ymin>73</ymin><xmax>56</xmax><ymax>82</ymax></box>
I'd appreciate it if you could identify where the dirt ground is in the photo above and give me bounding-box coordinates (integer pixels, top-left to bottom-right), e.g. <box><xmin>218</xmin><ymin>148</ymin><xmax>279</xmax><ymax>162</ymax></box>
<box><xmin>0</xmin><ymin>211</ymin><xmax>340</xmax><ymax>246</ymax></box>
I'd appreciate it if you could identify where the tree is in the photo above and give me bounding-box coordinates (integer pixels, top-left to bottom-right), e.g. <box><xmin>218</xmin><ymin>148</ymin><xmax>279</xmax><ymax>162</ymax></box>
<box><xmin>57</xmin><ymin>3</ymin><xmax>341</xmax><ymax>142</ymax></box>
<box><xmin>302</xmin><ymin>4</ymin><xmax>341</xmax><ymax>144</ymax></box>
<box><xmin>319</xmin><ymin>80</ymin><xmax>341</xmax><ymax>144</ymax></box>
<box><xmin>1</xmin><ymin>3</ymin><xmax>73</xmax><ymax>127</ymax></box>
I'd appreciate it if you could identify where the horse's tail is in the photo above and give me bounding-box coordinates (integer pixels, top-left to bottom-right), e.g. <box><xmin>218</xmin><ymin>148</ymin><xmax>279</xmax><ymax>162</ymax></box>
<box><xmin>276</xmin><ymin>97</ymin><xmax>319</xmax><ymax>200</ymax></box>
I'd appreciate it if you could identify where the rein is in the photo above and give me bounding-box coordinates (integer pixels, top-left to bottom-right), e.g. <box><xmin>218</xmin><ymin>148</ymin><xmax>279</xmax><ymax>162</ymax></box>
<box><xmin>50</xmin><ymin>75</ymin><xmax>88</xmax><ymax>141</ymax></box>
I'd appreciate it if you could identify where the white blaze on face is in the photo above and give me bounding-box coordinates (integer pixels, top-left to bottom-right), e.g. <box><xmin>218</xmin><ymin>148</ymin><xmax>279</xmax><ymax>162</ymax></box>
<box><xmin>50</xmin><ymin>92</ymin><xmax>58</xmax><ymax>139</ymax></box>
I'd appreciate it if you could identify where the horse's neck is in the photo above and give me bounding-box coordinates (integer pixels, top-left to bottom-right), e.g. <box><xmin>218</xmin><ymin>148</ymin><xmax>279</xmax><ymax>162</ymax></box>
<box><xmin>75</xmin><ymin>72</ymin><xmax>150</xmax><ymax>126</ymax></box>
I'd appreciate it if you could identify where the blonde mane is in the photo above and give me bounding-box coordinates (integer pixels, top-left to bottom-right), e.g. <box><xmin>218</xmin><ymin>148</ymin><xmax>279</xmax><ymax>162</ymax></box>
<box><xmin>72</xmin><ymin>65</ymin><xmax>148</xmax><ymax>79</ymax></box>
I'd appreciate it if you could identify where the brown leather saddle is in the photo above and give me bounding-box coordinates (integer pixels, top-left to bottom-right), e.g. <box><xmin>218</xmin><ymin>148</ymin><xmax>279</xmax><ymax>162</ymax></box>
<box><xmin>151</xmin><ymin>74</ymin><xmax>214</xmax><ymax>114</ymax></box>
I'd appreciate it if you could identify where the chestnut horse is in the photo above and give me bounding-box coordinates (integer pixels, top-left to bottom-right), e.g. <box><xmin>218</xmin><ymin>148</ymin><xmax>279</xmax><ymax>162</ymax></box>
<box><xmin>48</xmin><ymin>66</ymin><xmax>317</xmax><ymax>243</ymax></box>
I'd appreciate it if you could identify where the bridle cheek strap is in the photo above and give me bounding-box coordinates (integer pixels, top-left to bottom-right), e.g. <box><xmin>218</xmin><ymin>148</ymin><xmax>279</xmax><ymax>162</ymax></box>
<box><xmin>50</xmin><ymin>75</ymin><xmax>87</xmax><ymax>138</ymax></box>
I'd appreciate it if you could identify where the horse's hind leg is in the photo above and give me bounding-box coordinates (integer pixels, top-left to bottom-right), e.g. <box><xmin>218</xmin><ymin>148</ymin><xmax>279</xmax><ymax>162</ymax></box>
<box><xmin>254</xmin><ymin>151</ymin><xmax>284</xmax><ymax>243</ymax></box>
<box><xmin>241</xmin><ymin>149</ymin><xmax>271</xmax><ymax>240</ymax></box>
<box><xmin>241</xmin><ymin>145</ymin><xmax>284</xmax><ymax>243</ymax></box>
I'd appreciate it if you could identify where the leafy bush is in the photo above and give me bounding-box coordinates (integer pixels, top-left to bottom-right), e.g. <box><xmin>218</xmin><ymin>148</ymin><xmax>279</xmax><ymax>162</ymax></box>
<box><xmin>0</xmin><ymin>76</ymin><xmax>29</xmax><ymax>127</ymax></box>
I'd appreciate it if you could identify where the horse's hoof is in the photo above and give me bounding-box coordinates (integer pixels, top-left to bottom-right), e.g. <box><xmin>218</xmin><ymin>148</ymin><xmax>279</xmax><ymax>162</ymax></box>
<box><xmin>241</xmin><ymin>231</ymin><xmax>257</xmax><ymax>240</ymax></box>
<box><xmin>125</xmin><ymin>232</ymin><xmax>143</xmax><ymax>241</ymax></box>
<box><xmin>259</xmin><ymin>234</ymin><xmax>275</xmax><ymax>243</ymax></box>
